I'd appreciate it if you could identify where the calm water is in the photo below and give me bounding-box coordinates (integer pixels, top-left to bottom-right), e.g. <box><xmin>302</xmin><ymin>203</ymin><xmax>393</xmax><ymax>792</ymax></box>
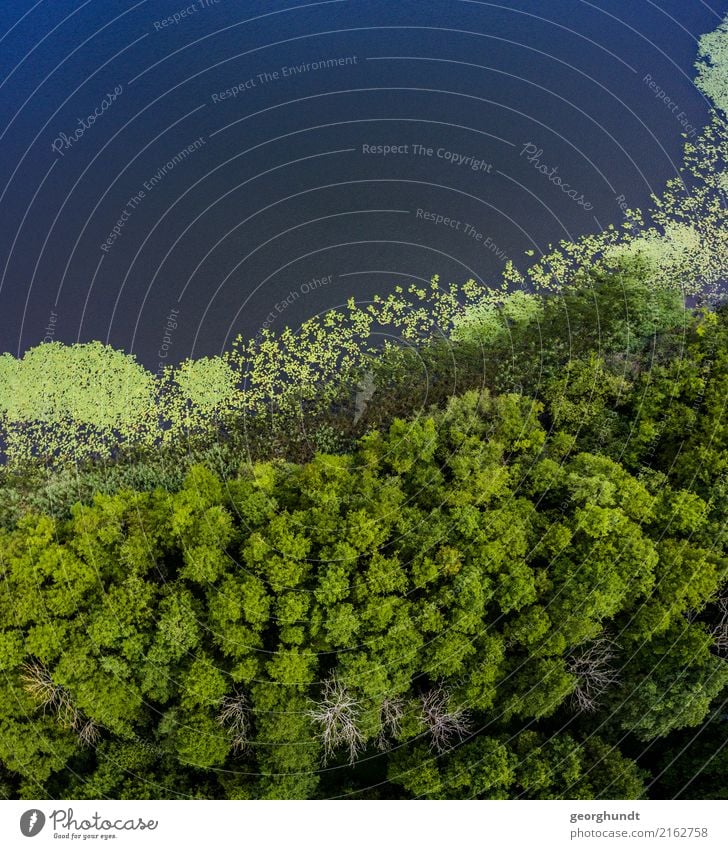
<box><xmin>0</xmin><ymin>0</ymin><xmax>725</xmax><ymax>368</ymax></box>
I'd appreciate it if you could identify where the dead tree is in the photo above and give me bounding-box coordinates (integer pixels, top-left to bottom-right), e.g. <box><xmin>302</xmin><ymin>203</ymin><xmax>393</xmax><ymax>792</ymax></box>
<box><xmin>711</xmin><ymin>595</ymin><xmax>728</xmax><ymax>654</ymax></box>
<box><xmin>567</xmin><ymin>636</ymin><xmax>620</xmax><ymax>712</ymax></box>
<box><xmin>420</xmin><ymin>687</ymin><xmax>471</xmax><ymax>753</ymax></box>
<box><xmin>21</xmin><ymin>661</ymin><xmax>68</xmax><ymax>712</ymax></box>
<box><xmin>307</xmin><ymin>677</ymin><xmax>365</xmax><ymax>765</ymax></box>
<box><xmin>22</xmin><ymin>660</ymin><xmax>77</xmax><ymax>726</ymax></box>
<box><xmin>22</xmin><ymin>660</ymin><xmax>98</xmax><ymax>745</ymax></box>
<box><xmin>76</xmin><ymin>719</ymin><xmax>101</xmax><ymax>748</ymax></box>
<box><xmin>218</xmin><ymin>692</ymin><xmax>251</xmax><ymax>754</ymax></box>
<box><xmin>376</xmin><ymin>696</ymin><xmax>405</xmax><ymax>751</ymax></box>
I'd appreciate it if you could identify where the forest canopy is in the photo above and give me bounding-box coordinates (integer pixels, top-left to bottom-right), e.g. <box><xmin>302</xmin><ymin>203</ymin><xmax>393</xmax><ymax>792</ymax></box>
<box><xmin>0</xmin><ymin>279</ymin><xmax>727</xmax><ymax>800</ymax></box>
<box><xmin>0</xmin><ymin>11</ymin><xmax>727</xmax><ymax>804</ymax></box>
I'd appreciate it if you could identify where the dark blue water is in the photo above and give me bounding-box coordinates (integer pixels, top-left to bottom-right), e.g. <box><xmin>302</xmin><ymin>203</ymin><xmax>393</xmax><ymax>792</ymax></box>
<box><xmin>0</xmin><ymin>0</ymin><xmax>725</xmax><ymax>367</ymax></box>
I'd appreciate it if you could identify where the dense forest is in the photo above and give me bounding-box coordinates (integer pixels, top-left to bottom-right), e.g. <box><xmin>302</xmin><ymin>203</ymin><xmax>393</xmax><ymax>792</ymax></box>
<box><xmin>0</xmin><ymin>261</ymin><xmax>727</xmax><ymax>799</ymax></box>
<box><xmin>0</xmin><ymin>13</ymin><xmax>726</xmax><ymax>802</ymax></box>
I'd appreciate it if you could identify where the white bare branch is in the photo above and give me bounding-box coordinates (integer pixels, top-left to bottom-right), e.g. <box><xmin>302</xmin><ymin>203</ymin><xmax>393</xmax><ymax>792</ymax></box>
<box><xmin>77</xmin><ymin>719</ymin><xmax>101</xmax><ymax>748</ymax></box>
<box><xmin>567</xmin><ymin>636</ymin><xmax>620</xmax><ymax>712</ymax></box>
<box><xmin>710</xmin><ymin>595</ymin><xmax>728</xmax><ymax>654</ymax></box>
<box><xmin>420</xmin><ymin>687</ymin><xmax>471</xmax><ymax>753</ymax></box>
<box><xmin>376</xmin><ymin>696</ymin><xmax>405</xmax><ymax>751</ymax></box>
<box><xmin>218</xmin><ymin>692</ymin><xmax>251</xmax><ymax>754</ymax></box>
<box><xmin>22</xmin><ymin>661</ymin><xmax>100</xmax><ymax>746</ymax></box>
<box><xmin>21</xmin><ymin>661</ymin><xmax>66</xmax><ymax>711</ymax></box>
<box><xmin>307</xmin><ymin>677</ymin><xmax>365</xmax><ymax>765</ymax></box>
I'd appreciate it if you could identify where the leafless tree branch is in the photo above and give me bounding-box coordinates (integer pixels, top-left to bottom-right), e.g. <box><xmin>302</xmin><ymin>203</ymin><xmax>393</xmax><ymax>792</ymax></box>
<box><xmin>420</xmin><ymin>687</ymin><xmax>471</xmax><ymax>753</ymax></box>
<box><xmin>710</xmin><ymin>595</ymin><xmax>728</xmax><ymax>654</ymax></box>
<box><xmin>567</xmin><ymin>636</ymin><xmax>620</xmax><ymax>712</ymax></box>
<box><xmin>376</xmin><ymin>696</ymin><xmax>405</xmax><ymax>751</ymax></box>
<box><xmin>76</xmin><ymin>719</ymin><xmax>101</xmax><ymax>748</ymax></box>
<box><xmin>22</xmin><ymin>660</ymin><xmax>100</xmax><ymax>746</ymax></box>
<box><xmin>21</xmin><ymin>661</ymin><xmax>66</xmax><ymax>712</ymax></box>
<box><xmin>218</xmin><ymin>692</ymin><xmax>251</xmax><ymax>754</ymax></box>
<box><xmin>307</xmin><ymin>677</ymin><xmax>365</xmax><ymax>765</ymax></box>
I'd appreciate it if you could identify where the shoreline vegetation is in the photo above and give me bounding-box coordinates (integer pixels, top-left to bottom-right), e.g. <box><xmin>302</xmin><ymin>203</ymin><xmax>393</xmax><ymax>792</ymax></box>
<box><xmin>0</xmin><ymin>292</ymin><xmax>726</xmax><ymax>800</ymax></box>
<box><xmin>0</xmin><ymin>103</ymin><xmax>725</xmax><ymax>473</ymax></box>
<box><xmin>0</xmin><ymin>16</ymin><xmax>726</xmax><ymax>802</ymax></box>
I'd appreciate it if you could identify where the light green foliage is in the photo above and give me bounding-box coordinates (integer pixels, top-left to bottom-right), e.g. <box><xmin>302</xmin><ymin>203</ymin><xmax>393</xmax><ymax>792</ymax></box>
<box><xmin>610</xmin><ymin>223</ymin><xmax>706</xmax><ymax>290</ymax></box>
<box><xmin>451</xmin><ymin>289</ymin><xmax>543</xmax><ymax>345</ymax></box>
<box><xmin>614</xmin><ymin>623</ymin><xmax>728</xmax><ymax>740</ymax></box>
<box><xmin>0</xmin><ymin>363</ymin><xmax>724</xmax><ymax>798</ymax></box>
<box><xmin>696</xmin><ymin>13</ymin><xmax>728</xmax><ymax>114</ymax></box>
<box><xmin>170</xmin><ymin>468</ymin><xmax>235</xmax><ymax>584</ymax></box>
<box><xmin>162</xmin><ymin>356</ymin><xmax>242</xmax><ymax>442</ymax></box>
<box><xmin>0</xmin><ymin>342</ymin><xmax>157</xmax><ymax>466</ymax></box>
<box><xmin>388</xmin><ymin>732</ymin><xmax>647</xmax><ymax>799</ymax></box>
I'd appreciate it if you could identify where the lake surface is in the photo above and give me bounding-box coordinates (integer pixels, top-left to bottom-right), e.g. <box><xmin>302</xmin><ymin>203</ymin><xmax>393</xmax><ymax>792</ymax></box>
<box><xmin>0</xmin><ymin>0</ymin><xmax>725</xmax><ymax>368</ymax></box>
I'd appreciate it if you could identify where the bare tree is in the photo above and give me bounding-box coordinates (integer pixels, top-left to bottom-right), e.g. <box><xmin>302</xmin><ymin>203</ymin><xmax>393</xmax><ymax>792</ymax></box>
<box><xmin>76</xmin><ymin>719</ymin><xmax>101</xmax><ymax>748</ymax></box>
<box><xmin>22</xmin><ymin>660</ymin><xmax>77</xmax><ymax>725</ymax></box>
<box><xmin>59</xmin><ymin>698</ymin><xmax>83</xmax><ymax>732</ymax></box>
<box><xmin>420</xmin><ymin>687</ymin><xmax>471</xmax><ymax>753</ymax></box>
<box><xmin>307</xmin><ymin>677</ymin><xmax>365</xmax><ymax>765</ymax></box>
<box><xmin>218</xmin><ymin>692</ymin><xmax>251</xmax><ymax>754</ymax></box>
<box><xmin>711</xmin><ymin>595</ymin><xmax>728</xmax><ymax>654</ymax></box>
<box><xmin>376</xmin><ymin>696</ymin><xmax>405</xmax><ymax>751</ymax></box>
<box><xmin>567</xmin><ymin>636</ymin><xmax>620</xmax><ymax>712</ymax></box>
<box><xmin>21</xmin><ymin>661</ymin><xmax>67</xmax><ymax>712</ymax></box>
<box><xmin>22</xmin><ymin>660</ymin><xmax>99</xmax><ymax>745</ymax></box>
